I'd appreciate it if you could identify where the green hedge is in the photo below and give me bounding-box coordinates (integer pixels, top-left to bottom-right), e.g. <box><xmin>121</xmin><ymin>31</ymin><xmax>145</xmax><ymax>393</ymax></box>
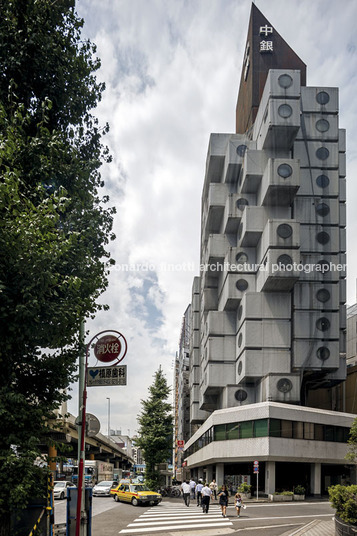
<box><xmin>328</xmin><ymin>485</ymin><xmax>357</xmax><ymax>525</ymax></box>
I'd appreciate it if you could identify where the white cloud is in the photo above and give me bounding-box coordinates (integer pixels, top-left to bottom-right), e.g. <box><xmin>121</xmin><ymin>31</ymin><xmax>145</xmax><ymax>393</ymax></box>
<box><xmin>69</xmin><ymin>0</ymin><xmax>357</xmax><ymax>434</ymax></box>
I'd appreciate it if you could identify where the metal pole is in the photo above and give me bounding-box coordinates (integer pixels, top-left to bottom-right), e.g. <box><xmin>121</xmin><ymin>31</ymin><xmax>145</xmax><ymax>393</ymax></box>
<box><xmin>77</xmin><ymin>320</ymin><xmax>85</xmax><ymax>462</ymax></box>
<box><xmin>75</xmin><ymin>322</ymin><xmax>87</xmax><ymax>536</ymax></box>
<box><xmin>106</xmin><ymin>397</ymin><xmax>110</xmax><ymax>440</ymax></box>
<box><xmin>256</xmin><ymin>472</ymin><xmax>259</xmax><ymax>500</ymax></box>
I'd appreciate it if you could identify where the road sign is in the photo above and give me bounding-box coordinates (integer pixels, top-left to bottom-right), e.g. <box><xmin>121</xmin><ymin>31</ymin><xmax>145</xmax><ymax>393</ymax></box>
<box><xmin>75</xmin><ymin>413</ymin><xmax>101</xmax><ymax>437</ymax></box>
<box><xmin>177</xmin><ymin>440</ymin><xmax>185</xmax><ymax>448</ymax></box>
<box><xmin>87</xmin><ymin>365</ymin><xmax>127</xmax><ymax>386</ymax></box>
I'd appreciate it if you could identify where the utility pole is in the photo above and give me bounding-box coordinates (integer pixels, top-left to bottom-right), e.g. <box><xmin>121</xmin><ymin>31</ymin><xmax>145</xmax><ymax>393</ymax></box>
<box><xmin>106</xmin><ymin>397</ymin><xmax>111</xmax><ymax>440</ymax></box>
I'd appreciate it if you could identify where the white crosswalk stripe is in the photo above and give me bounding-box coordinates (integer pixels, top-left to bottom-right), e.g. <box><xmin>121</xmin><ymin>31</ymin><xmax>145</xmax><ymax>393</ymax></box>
<box><xmin>119</xmin><ymin>502</ymin><xmax>233</xmax><ymax>534</ymax></box>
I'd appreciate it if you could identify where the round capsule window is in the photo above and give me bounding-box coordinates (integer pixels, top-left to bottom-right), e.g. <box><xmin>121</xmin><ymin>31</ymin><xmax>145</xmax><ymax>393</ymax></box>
<box><xmin>277</xmin><ymin>378</ymin><xmax>293</xmax><ymax>393</ymax></box>
<box><xmin>278</xmin><ymin>74</ymin><xmax>293</xmax><ymax>89</ymax></box>
<box><xmin>236</xmin><ymin>198</ymin><xmax>249</xmax><ymax>211</ymax></box>
<box><xmin>234</xmin><ymin>389</ymin><xmax>247</xmax><ymax>401</ymax></box>
<box><xmin>236</xmin><ymin>144</ymin><xmax>247</xmax><ymax>157</ymax></box>
<box><xmin>316</xmin><ymin>91</ymin><xmax>330</xmax><ymax>105</ymax></box>
<box><xmin>316</xmin><ymin>147</ymin><xmax>330</xmax><ymax>160</ymax></box>
<box><xmin>317</xmin><ymin>346</ymin><xmax>330</xmax><ymax>361</ymax></box>
<box><xmin>278</xmin><ymin>104</ymin><xmax>293</xmax><ymax>118</ymax></box>
<box><xmin>316</xmin><ymin>119</ymin><xmax>330</xmax><ymax>133</ymax></box>
<box><xmin>277</xmin><ymin>254</ymin><xmax>293</xmax><ymax>267</ymax></box>
<box><xmin>277</xmin><ymin>223</ymin><xmax>293</xmax><ymax>238</ymax></box>
<box><xmin>278</xmin><ymin>163</ymin><xmax>293</xmax><ymax>178</ymax></box>
<box><xmin>238</xmin><ymin>361</ymin><xmax>243</xmax><ymax>375</ymax></box>
<box><xmin>236</xmin><ymin>252</ymin><xmax>248</xmax><ymax>265</ymax></box>
<box><xmin>316</xmin><ymin>202</ymin><xmax>330</xmax><ymax>217</ymax></box>
<box><xmin>316</xmin><ymin>174</ymin><xmax>330</xmax><ymax>188</ymax></box>
<box><xmin>238</xmin><ymin>333</ymin><xmax>243</xmax><ymax>348</ymax></box>
<box><xmin>316</xmin><ymin>260</ymin><xmax>330</xmax><ymax>273</ymax></box>
<box><xmin>238</xmin><ymin>304</ymin><xmax>243</xmax><ymax>320</ymax></box>
<box><xmin>316</xmin><ymin>288</ymin><xmax>330</xmax><ymax>303</ymax></box>
<box><xmin>316</xmin><ymin>231</ymin><xmax>330</xmax><ymax>245</ymax></box>
<box><xmin>236</xmin><ymin>279</ymin><xmax>248</xmax><ymax>291</ymax></box>
<box><xmin>316</xmin><ymin>317</ymin><xmax>330</xmax><ymax>331</ymax></box>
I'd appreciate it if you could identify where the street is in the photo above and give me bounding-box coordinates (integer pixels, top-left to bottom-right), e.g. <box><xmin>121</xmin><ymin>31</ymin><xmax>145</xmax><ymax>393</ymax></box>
<box><xmin>53</xmin><ymin>496</ymin><xmax>335</xmax><ymax>536</ymax></box>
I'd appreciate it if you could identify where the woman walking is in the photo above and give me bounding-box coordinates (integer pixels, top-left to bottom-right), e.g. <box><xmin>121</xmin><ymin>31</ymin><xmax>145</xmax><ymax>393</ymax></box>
<box><xmin>234</xmin><ymin>492</ymin><xmax>243</xmax><ymax>517</ymax></box>
<box><xmin>218</xmin><ymin>484</ymin><xmax>229</xmax><ymax>517</ymax></box>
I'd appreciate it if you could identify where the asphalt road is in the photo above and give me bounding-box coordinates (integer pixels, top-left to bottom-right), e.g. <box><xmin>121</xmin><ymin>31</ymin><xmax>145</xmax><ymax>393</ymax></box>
<box><xmin>53</xmin><ymin>496</ymin><xmax>335</xmax><ymax>536</ymax></box>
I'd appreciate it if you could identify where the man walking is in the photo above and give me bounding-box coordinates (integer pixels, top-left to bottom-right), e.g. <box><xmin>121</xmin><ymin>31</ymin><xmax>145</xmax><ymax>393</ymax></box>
<box><xmin>181</xmin><ymin>480</ymin><xmax>191</xmax><ymax>507</ymax></box>
<box><xmin>195</xmin><ymin>480</ymin><xmax>203</xmax><ymax>506</ymax></box>
<box><xmin>201</xmin><ymin>482</ymin><xmax>212</xmax><ymax>513</ymax></box>
<box><xmin>189</xmin><ymin>478</ymin><xmax>196</xmax><ymax>499</ymax></box>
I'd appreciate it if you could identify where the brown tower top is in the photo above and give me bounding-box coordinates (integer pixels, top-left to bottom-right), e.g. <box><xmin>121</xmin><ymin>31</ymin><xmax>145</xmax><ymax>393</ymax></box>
<box><xmin>236</xmin><ymin>3</ymin><xmax>306</xmax><ymax>134</ymax></box>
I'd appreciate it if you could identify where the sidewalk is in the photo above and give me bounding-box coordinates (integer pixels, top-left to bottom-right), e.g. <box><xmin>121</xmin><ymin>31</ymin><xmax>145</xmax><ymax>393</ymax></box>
<box><xmin>280</xmin><ymin>517</ymin><xmax>335</xmax><ymax>536</ymax></box>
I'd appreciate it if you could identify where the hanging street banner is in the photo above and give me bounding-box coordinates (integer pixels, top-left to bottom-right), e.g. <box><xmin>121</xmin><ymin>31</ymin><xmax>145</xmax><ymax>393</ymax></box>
<box><xmin>87</xmin><ymin>365</ymin><xmax>127</xmax><ymax>386</ymax></box>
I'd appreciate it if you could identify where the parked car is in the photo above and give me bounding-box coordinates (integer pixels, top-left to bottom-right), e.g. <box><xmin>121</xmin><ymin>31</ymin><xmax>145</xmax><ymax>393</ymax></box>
<box><xmin>110</xmin><ymin>483</ymin><xmax>162</xmax><ymax>506</ymax></box>
<box><xmin>92</xmin><ymin>480</ymin><xmax>118</xmax><ymax>497</ymax></box>
<box><xmin>53</xmin><ymin>481</ymin><xmax>76</xmax><ymax>500</ymax></box>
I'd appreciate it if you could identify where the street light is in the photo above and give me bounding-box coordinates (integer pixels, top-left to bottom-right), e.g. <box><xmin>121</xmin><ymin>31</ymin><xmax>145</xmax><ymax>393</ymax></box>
<box><xmin>106</xmin><ymin>397</ymin><xmax>110</xmax><ymax>441</ymax></box>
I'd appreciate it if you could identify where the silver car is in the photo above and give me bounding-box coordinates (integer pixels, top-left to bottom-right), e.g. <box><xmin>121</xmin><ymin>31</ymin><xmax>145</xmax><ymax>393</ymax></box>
<box><xmin>53</xmin><ymin>481</ymin><xmax>76</xmax><ymax>500</ymax></box>
<box><xmin>92</xmin><ymin>480</ymin><xmax>118</xmax><ymax>497</ymax></box>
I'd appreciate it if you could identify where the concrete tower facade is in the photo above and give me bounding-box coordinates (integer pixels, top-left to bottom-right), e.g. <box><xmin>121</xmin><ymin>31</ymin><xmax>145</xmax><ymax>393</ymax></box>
<box><xmin>183</xmin><ymin>5</ymin><xmax>355</xmax><ymax>495</ymax></box>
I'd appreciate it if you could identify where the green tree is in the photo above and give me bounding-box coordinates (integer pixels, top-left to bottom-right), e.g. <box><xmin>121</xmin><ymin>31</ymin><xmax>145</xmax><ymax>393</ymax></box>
<box><xmin>136</xmin><ymin>368</ymin><xmax>174</xmax><ymax>490</ymax></box>
<box><xmin>0</xmin><ymin>1</ymin><xmax>115</xmax><ymax>532</ymax></box>
<box><xmin>345</xmin><ymin>416</ymin><xmax>357</xmax><ymax>464</ymax></box>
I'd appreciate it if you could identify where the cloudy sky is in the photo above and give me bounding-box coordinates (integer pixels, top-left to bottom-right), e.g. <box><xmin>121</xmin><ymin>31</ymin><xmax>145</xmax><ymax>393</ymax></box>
<box><xmin>68</xmin><ymin>0</ymin><xmax>357</xmax><ymax>437</ymax></box>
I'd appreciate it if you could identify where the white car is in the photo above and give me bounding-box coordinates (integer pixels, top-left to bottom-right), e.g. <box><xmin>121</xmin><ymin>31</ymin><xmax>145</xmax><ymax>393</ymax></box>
<box><xmin>53</xmin><ymin>481</ymin><xmax>76</xmax><ymax>500</ymax></box>
<box><xmin>92</xmin><ymin>480</ymin><xmax>118</xmax><ymax>497</ymax></box>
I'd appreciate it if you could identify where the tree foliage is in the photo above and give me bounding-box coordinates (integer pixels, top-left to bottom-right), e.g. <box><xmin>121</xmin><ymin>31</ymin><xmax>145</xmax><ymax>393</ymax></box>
<box><xmin>329</xmin><ymin>485</ymin><xmax>357</xmax><ymax>525</ymax></box>
<box><xmin>345</xmin><ymin>416</ymin><xmax>357</xmax><ymax>464</ymax></box>
<box><xmin>0</xmin><ymin>0</ymin><xmax>115</xmax><ymax>531</ymax></box>
<box><xmin>136</xmin><ymin>368</ymin><xmax>173</xmax><ymax>490</ymax></box>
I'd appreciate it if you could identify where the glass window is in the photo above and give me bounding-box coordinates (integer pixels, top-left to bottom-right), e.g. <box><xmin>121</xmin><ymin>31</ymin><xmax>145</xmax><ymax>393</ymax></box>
<box><xmin>315</xmin><ymin>202</ymin><xmax>330</xmax><ymax>217</ymax></box>
<box><xmin>234</xmin><ymin>389</ymin><xmax>248</xmax><ymax>401</ymax></box>
<box><xmin>304</xmin><ymin>422</ymin><xmax>314</xmax><ymax>440</ymax></box>
<box><xmin>316</xmin><ymin>119</ymin><xmax>330</xmax><ymax>132</ymax></box>
<box><xmin>277</xmin><ymin>254</ymin><xmax>292</xmax><ymax>266</ymax></box>
<box><xmin>269</xmin><ymin>419</ymin><xmax>281</xmax><ymax>437</ymax></box>
<box><xmin>240</xmin><ymin>421</ymin><xmax>253</xmax><ymax>439</ymax></box>
<box><xmin>335</xmin><ymin>427</ymin><xmax>345</xmax><ymax>443</ymax></box>
<box><xmin>236</xmin><ymin>198</ymin><xmax>249</xmax><ymax>210</ymax></box>
<box><xmin>316</xmin><ymin>174</ymin><xmax>330</xmax><ymax>188</ymax></box>
<box><xmin>278</xmin><ymin>104</ymin><xmax>293</xmax><ymax>118</ymax></box>
<box><xmin>236</xmin><ymin>279</ymin><xmax>248</xmax><ymax>291</ymax></box>
<box><xmin>214</xmin><ymin>424</ymin><xmax>226</xmax><ymax>441</ymax></box>
<box><xmin>293</xmin><ymin>421</ymin><xmax>304</xmax><ymax>439</ymax></box>
<box><xmin>236</xmin><ymin>252</ymin><xmax>248</xmax><ymax>264</ymax></box>
<box><xmin>316</xmin><ymin>289</ymin><xmax>330</xmax><ymax>303</ymax></box>
<box><xmin>254</xmin><ymin>419</ymin><xmax>268</xmax><ymax>437</ymax></box>
<box><xmin>227</xmin><ymin>423</ymin><xmax>240</xmax><ymax>440</ymax></box>
<box><xmin>316</xmin><ymin>317</ymin><xmax>330</xmax><ymax>331</ymax></box>
<box><xmin>316</xmin><ymin>231</ymin><xmax>330</xmax><ymax>245</ymax></box>
<box><xmin>316</xmin><ymin>91</ymin><xmax>330</xmax><ymax>105</ymax></box>
<box><xmin>236</xmin><ymin>144</ymin><xmax>247</xmax><ymax>157</ymax></box>
<box><xmin>324</xmin><ymin>425</ymin><xmax>334</xmax><ymax>442</ymax></box>
<box><xmin>278</xmin><ymin>163</ymin><xmax>293</xmax><ymax>178</ymax></box>
<box><xmin>315</xmin><ymin>424</ymin><xmax>324</xmax><ymax>441</ymax></box>
<box><xmin>277</xmin><ymin>223</ymin><xmax>293</xmax><ymax>238</ymax></box>
<box><xmin>316</xmin><ymin>147</ymin><xmax>330</xmax><ymax>160</ymax></box>
<box><xmin>281</xmin><ymin>420</ymin><xmax>293</xmax><ymax>438</ymax></box>
<box><xmin>278</xmin><ymin>74</ymin><xmax>293</xmax><ymax>88</ymax></box>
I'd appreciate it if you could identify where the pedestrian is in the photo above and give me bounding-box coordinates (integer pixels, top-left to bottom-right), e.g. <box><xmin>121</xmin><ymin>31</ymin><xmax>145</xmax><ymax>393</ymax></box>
<box><xmin>181</xmin><ymin>480</ymin><xmax>191</xmax><ymax>507</ymax></box>
<box><xmin>209</xmin><ymin>479</ymin><xmax>218</xmax><ymax>500</ymax></box>
<box><xmin>218</xmin><ymin>484</ymin><xmax>229</xmax><ymax>517</ymax></box>
<box><xmin>234</xmin><ymin>492</ymin><xmax>243</xmax><ymax>517</ymax></box>
<box><xmin>189</xmin><ymin>478</ymin><xmax>196</xmax><ymax>499</ymax></box>
<box><xmin>195</xmin><ymin>480</ymin><xmax>203</xmax><ymax>506</ymax></box>
<box><xmin>201</xmin><ymin>482</ymin><xmax>212</xmax><ymax>513</ymax></box>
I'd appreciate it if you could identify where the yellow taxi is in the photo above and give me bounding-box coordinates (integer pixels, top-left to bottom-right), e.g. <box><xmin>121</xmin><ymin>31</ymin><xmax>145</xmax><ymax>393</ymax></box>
<box><xmin>110</xmin><ymin>482</ymin><xmax>162</xmax><ymax>506</ymax></box>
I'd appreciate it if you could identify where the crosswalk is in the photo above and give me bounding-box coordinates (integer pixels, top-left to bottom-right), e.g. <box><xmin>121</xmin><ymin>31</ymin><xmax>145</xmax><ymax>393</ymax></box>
<box><xmin>119</xmin><ymin>502</ymin><xmax>234</xmax><ymax>534</ymax></box>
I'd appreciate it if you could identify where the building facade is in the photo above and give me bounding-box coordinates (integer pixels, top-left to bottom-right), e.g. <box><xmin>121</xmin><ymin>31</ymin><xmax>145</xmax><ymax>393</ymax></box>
<box><xmin>182</xmin><ymin>4</ymin><xmax>356</xmax><ymax>495</ymax></box>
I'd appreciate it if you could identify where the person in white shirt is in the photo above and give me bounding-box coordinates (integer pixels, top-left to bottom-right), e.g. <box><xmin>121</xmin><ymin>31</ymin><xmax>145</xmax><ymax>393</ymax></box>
<box><xmin>189</xmin><ymin>478</ymin><xmax>196</xmax><ymax>499</ymax></box>
<box><xmin>195</xmin><ymin>481</ymin><xmax>204</xmax><ymax>506</ymax></box>
<box><xmin>201</xmin><ymin>483</ymin><xmax>212</xmax><ymax>513</ymax></box>
<box><xmin>209</xmin><ymin>479</ymin><xmax>218</xmax><ymax>500</ymax></box>
<box><xmin>181</xmin><ymin>480</ymin><xmax>191</xmax><ymax>507</ymax></box>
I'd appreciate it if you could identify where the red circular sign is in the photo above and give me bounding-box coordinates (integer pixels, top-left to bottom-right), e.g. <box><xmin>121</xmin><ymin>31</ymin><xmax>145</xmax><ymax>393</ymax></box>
<box><xmin>94</xmin><ymin>335</ymin><xmax>122</xmax><ymax>363</ymax></box>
